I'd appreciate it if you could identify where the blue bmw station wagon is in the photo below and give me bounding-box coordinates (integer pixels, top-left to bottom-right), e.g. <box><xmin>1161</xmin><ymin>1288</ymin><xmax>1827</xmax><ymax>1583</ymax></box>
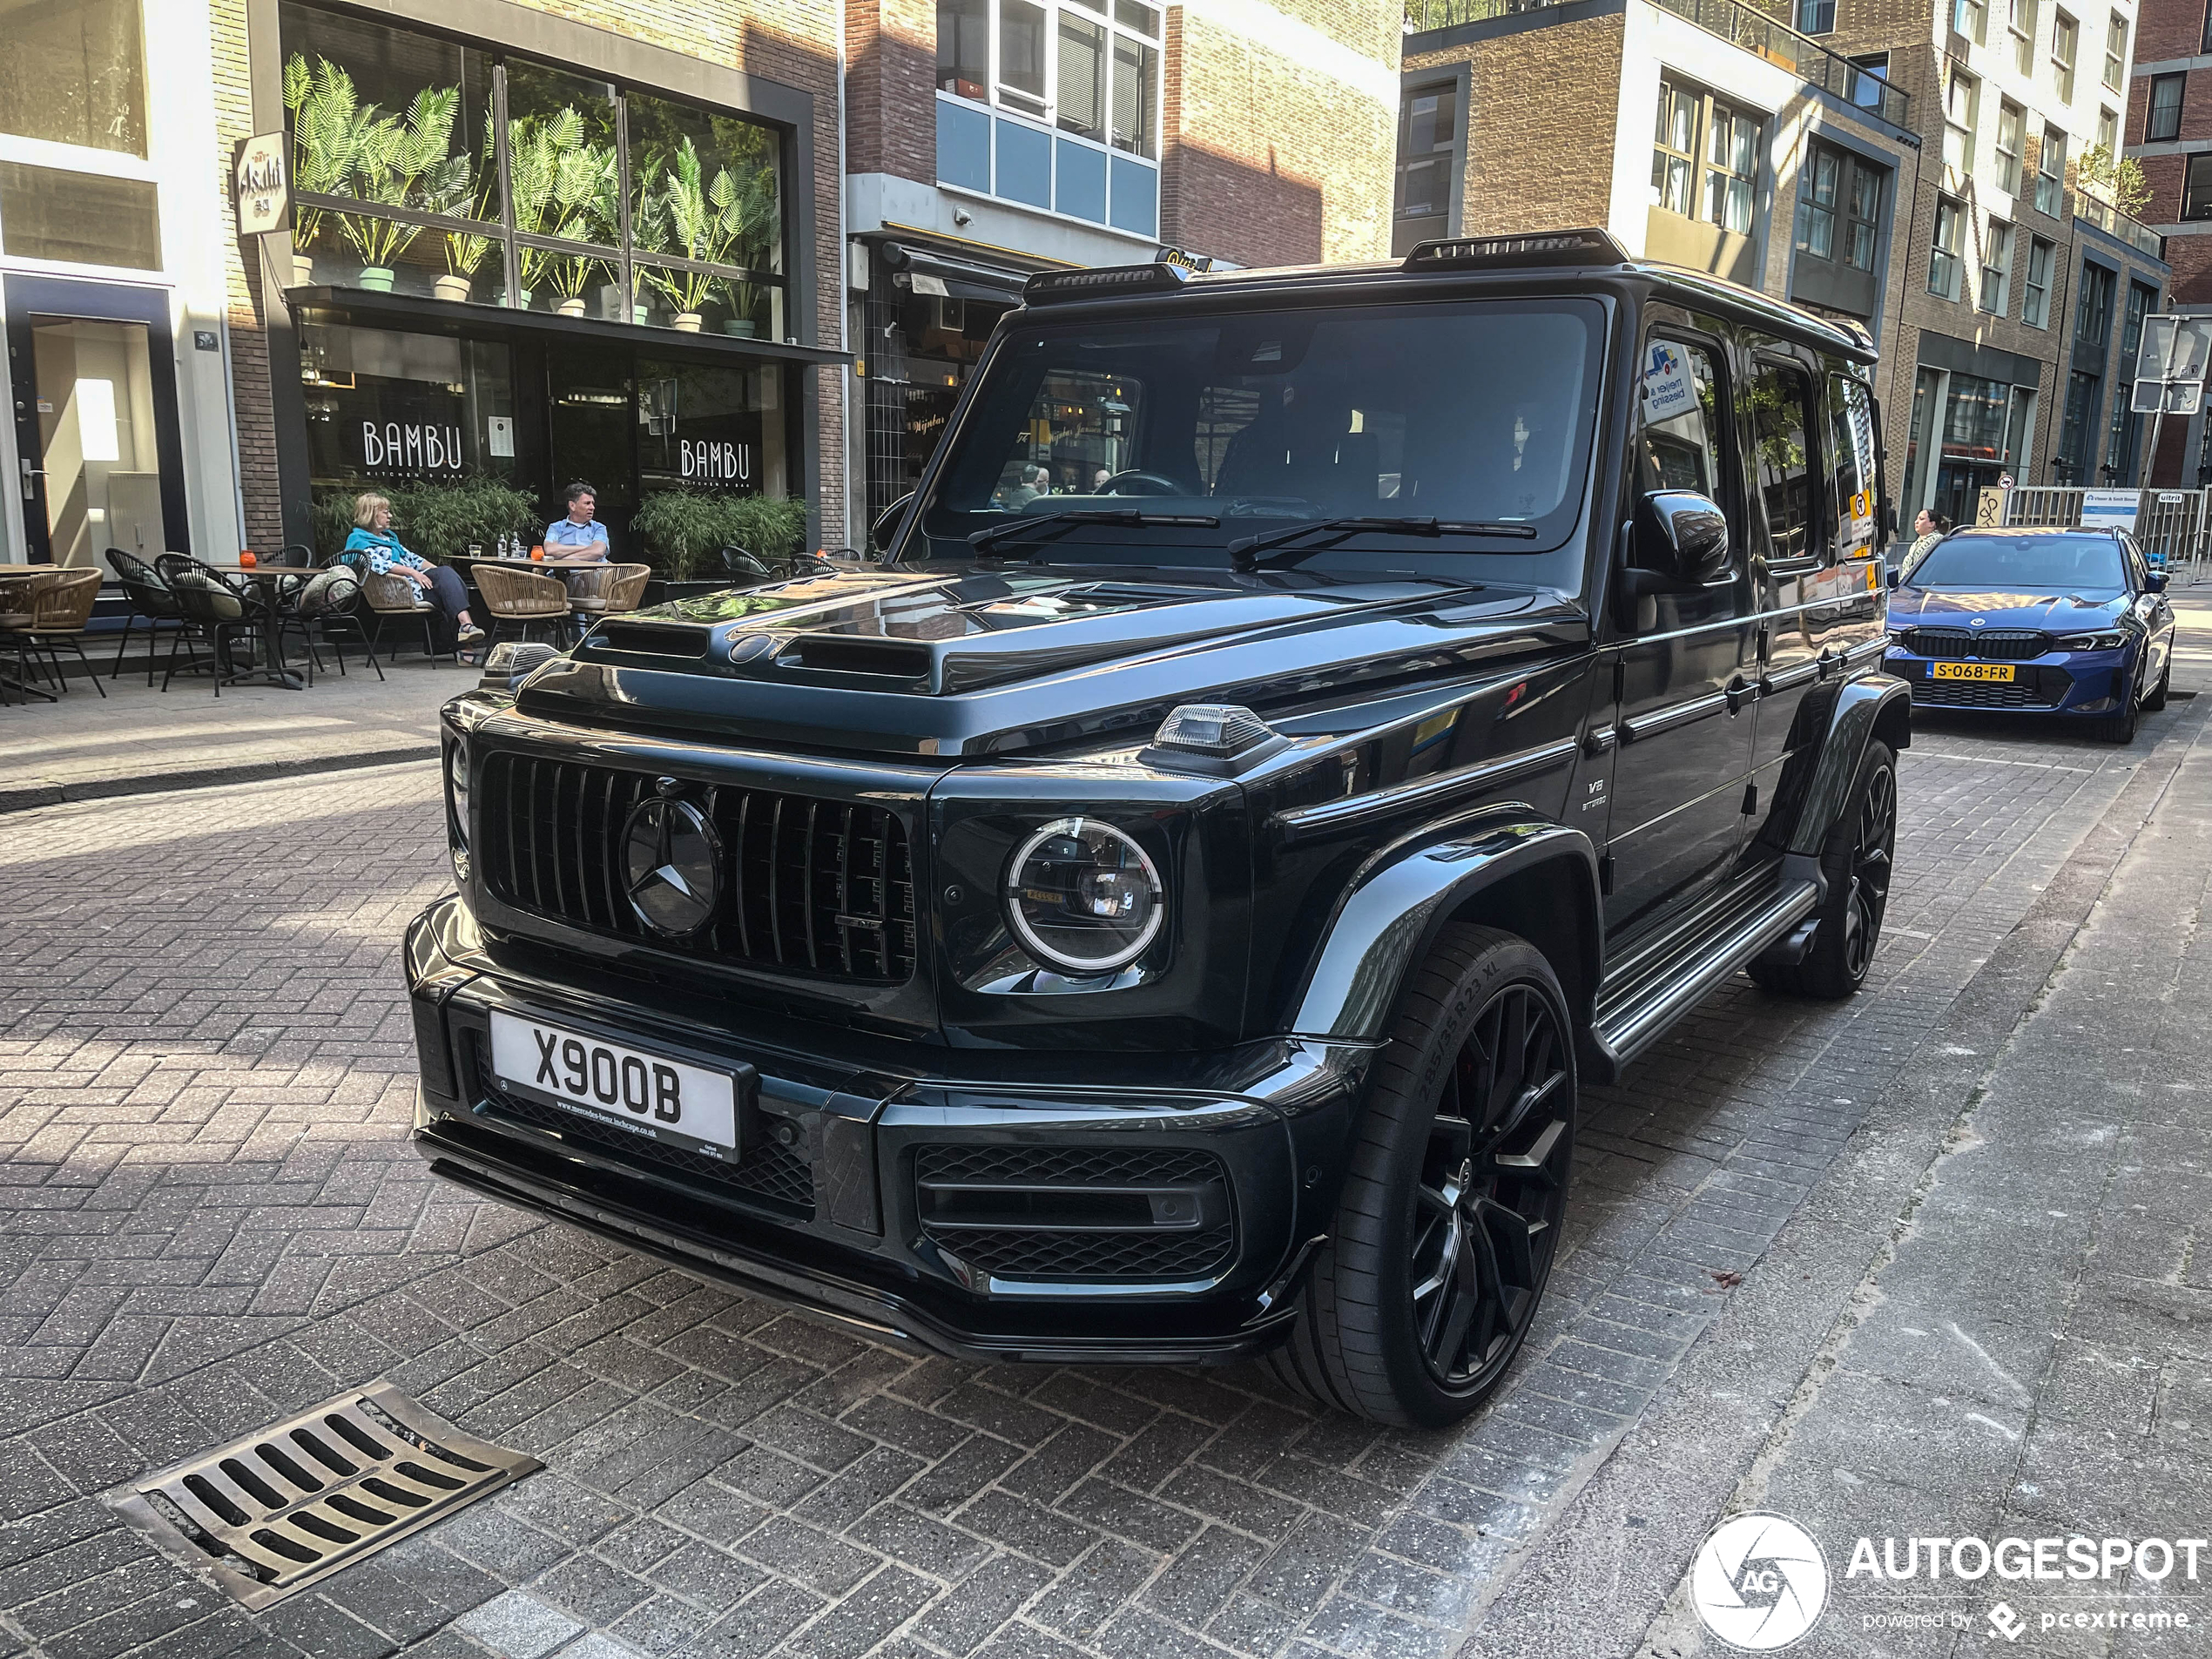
<box><xmin>1885</xmin><ymin>527</ymin><xmax>2176</xmax><ymax>743</ymax></box>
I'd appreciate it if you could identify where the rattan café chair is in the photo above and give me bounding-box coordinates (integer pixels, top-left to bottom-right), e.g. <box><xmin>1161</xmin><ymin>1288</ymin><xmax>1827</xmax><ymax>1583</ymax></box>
<box><xmin>4</xmin><ymin>568</ymin><xmax>108</xmax><ymax>698</ymax></box>
<box><xmin>565</xmin><ymin>562</ymin><xmax>651</xmax><ymax>625</ymax></box>
<box><xmin>359</xmin><ymin>570</ymin><xmax>455</xmax><ymax>664</ymax></box>
<box><xmin>474</xmin><ymin>563</ymin><xmax>574</xmax><ymax>647</ymax></box>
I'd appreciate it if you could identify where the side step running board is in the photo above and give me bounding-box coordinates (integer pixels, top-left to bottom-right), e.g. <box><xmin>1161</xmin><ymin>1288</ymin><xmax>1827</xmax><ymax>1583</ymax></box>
<box><xmin>1586</xmin><ymin>879</ymin><xmax>1820</xmax><ymax>1082</ymax></box>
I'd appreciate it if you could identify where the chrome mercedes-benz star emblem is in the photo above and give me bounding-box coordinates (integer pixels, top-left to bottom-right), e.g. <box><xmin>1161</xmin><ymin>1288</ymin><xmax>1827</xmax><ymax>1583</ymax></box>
<box><xmin>621</xmin><ymin>796</ymin><xmax>722</xmax><ymax>936</ymax></box>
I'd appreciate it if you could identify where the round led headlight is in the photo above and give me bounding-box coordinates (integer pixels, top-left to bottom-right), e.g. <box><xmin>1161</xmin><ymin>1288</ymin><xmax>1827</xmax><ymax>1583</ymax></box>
<box><xmin>1004</xmin><ymin>818</ymin><xmax>1164</xmax><ymax>974</ymax></box>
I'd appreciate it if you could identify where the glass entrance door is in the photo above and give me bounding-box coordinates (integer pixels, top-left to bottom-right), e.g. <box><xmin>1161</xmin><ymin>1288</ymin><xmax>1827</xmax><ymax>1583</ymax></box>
<box><xmin>6</xmin><ymin>278</ymin><xmax>188</xmax><ymax>571</ymax></box>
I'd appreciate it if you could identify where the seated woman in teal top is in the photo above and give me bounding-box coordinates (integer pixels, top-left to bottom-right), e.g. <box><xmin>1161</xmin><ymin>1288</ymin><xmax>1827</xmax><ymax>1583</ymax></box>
<box><xmin>543</xmin><ymin>481</ymin><xmax>610</xmax><ymax>559</ymax></box>
<box><xmin>343</xmin><ymin>494</ymin><xmax>486</xmax><ymax>649</ymax></box>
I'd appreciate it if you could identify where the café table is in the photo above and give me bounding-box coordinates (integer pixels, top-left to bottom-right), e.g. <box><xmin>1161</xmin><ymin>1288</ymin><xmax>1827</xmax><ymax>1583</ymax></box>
<box><xmin>203</xmin><ymin>563</ymin><xmax>313</xmax><ymax>690</ymax></box>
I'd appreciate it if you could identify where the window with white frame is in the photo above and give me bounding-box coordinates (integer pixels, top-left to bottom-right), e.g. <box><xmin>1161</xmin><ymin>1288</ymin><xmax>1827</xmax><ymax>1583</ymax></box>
<box><xmin>2102</xmin><ymin>9</ymin><xmax>2127</xmax><ymax>90</ymax></box>
<box><xmin>1945</xmin><ymin>65</ymin><xmax>1979</xmax><ymax>174</ymax></box>
<box><xmin>1704</xmin><ymin>101</ymin><xmax>1759</xmax><ymax>233</ymax></box>
<box><xmin>1981</xmin><ymin>219</ymin><xmax>2013</xmax><ymax>312</ymax></box>
<box><xmin>936</xmin><ymin>0</ymin><xmax>1161</xmax><ymax>157</ymax></box>
<box><xmin>1931</xmin><ymin>194</ymin><xmax>1965</xmax><ymax>298</ymax></box>
<box><xmin>2034</xmin><ymin>124</ymin><xmax>2066</xmax><ymax>214</ymax></box>
<box><xmin>1955</xmin><ymin>0</ymin><xmax>1987</xmax><ymax>40</ymax></box>
<box><xmin>2011</xmin><ymin>0</ymin><xmax>2038</xmax><ymax>73</ymax></box>
<box><xmin>1995</xmin><ymin>99</ymin><xmax>2023</xmax><ymax>194</ymax></box>
<box><xmin>1651</xmin><ymin>79</ymin><xmax>1697</xmax><ymax>216</ymax></box>
<box><xmin>2053</xmin><ymin>10</ymin><xmax>2078</xmax><ymax>100</ymax></box>
<box><xmin>2096</xmin><ymin>105</ymin><xmax>2119</xmax><ymax>160</ymax></box>
<box><xmin>2023</xmin><ymin>233</ymin><xmax>2055</xmax><ymax>324</ymax></box>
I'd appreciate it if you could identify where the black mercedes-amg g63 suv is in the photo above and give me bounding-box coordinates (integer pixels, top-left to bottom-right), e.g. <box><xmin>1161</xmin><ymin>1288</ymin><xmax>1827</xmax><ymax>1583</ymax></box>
<box><xmin>405</xmin><ymin>228</ymin><xmax>1908</xmax><ymax>1426</ymax></box>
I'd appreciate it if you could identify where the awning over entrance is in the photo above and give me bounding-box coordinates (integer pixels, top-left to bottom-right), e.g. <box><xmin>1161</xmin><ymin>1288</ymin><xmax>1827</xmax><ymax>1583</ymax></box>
<box><xmin>877</xmin><ymin>244</ymin><xmax>1030</xmax><ymax>305</ymax></box>
<box><xmin>285</xmin><ymin>285</ymin><xmax>854</xmax><ymax>368</ymax></box>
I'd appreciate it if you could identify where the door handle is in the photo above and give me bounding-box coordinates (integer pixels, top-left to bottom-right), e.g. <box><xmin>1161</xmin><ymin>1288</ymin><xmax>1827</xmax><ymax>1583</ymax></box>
<box><xmin>1725</xmin><ymin>674</ymin><xmax>1754</xmax><ymax>714</ymax></box>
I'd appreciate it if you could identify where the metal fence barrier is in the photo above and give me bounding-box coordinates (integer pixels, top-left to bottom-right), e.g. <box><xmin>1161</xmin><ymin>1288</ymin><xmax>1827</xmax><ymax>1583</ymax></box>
<box><xmin>1999</xmin><ymin>486</ymin><xmax>2209</xmax><ymax>581</ymax></box>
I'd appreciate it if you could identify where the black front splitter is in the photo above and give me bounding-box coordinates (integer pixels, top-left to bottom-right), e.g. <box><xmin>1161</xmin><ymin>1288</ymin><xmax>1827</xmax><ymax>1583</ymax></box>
<box><xmin>418</xmin><ymin>1130</ymin><xmax>1301</xmax><ymax>1366</ymax></box>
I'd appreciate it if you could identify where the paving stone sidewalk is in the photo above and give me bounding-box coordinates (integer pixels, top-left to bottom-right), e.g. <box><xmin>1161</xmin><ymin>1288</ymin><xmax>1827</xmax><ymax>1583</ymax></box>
<box><xmin>0</xmin><ymin>652</ymin><xmax>2202</xmax><ymax>1659</ymax></box>
<box><xmin>1630</xmin><ymin>681</ymin><xmax>2212</xmax><ymax>1659</ymax></box>
<box><xmin>0</xmin><ymin>652</ymin><xmax>451</xmax><ymax>813</ymax></box>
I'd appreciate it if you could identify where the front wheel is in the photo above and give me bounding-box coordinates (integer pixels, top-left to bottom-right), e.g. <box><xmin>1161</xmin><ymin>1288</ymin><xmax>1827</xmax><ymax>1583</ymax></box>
<box><xmin>2141</xmin><ymin>658</ymin><xmax>2171</xmax><ymax>714</ymax></box>
<box><xmin>1269</xmin><ymin>924</ymin><xmax>1576</xmax><ymax>1426</ymax></box>
<box><xmin>1750</xmin><ymin>739</ymin><xmax>1896</xmax><ymax>1000</ymax></box>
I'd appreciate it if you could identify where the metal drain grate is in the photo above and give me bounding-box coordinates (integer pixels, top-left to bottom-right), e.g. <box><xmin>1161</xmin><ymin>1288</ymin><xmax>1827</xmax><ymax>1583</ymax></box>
<box><xmin>108</xmin><ymin>1380</ymin><xmax>539</xmax><ymax>1608</ymax></box>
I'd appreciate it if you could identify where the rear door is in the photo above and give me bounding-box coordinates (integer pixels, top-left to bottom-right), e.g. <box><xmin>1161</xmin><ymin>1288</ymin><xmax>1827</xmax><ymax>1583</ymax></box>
<box><xmin>1601</xmin><ymin>320</ymin><xmax>1761</xmax><ymax>940</ymax></box>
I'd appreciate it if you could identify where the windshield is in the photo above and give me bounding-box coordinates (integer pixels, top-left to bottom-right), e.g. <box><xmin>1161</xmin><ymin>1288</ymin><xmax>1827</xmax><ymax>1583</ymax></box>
<box><xmin>920</xmin><ymin>298</ymin><xmax>1605</xmax><ymax>579</ymax></box>
<box><xmin>1907</xmin><ymin>534</ymin><xmax>2126</xmax><ymax>590</ymax></box>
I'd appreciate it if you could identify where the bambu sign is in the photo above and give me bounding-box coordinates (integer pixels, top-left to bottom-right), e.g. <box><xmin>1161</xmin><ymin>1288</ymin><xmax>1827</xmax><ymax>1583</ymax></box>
<box><xmin>233</xmin><ymin>133</ymin><xmax>289</xmax><ymax>237</ymax></box>
<box><xmin>361</xmin><ymin>421</ymin><xmax>464</xmax><ymax>473</ymax></box>
<box><xmin>680</xmin><ymin>440</ymin><xmax>751</xmax><ymax>484</ymax></box>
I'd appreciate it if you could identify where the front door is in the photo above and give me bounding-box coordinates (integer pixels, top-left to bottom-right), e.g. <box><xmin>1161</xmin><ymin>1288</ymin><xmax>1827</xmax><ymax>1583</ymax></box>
<box><xmin>5</xmin><ymin>276</ymin><xmax>188</xmax><ymax>569</ymax></box>
<box><xmin>1602</xmin><ymin>327</ymin><xmax>1760</xmax><ymax>940</ymax></box>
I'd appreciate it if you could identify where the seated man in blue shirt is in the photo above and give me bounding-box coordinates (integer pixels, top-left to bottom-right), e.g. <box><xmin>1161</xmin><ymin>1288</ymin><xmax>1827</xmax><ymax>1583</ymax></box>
<box><xmin>543</xmin><ymin>482</ymin><xmax>611</xmax><ymax>559</ymax></box>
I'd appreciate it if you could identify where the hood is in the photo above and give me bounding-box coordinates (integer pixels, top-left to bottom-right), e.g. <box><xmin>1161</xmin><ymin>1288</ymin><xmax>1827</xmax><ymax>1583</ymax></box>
<box><xmin>513</xmin><ymin>563</ymin><xmax>1587</xmax><ymax>757</ymax></box>
<box><xmin>1893</xmin><ymin>586</ymin><xmax>2127</xmax><ymax>631</ymax></box>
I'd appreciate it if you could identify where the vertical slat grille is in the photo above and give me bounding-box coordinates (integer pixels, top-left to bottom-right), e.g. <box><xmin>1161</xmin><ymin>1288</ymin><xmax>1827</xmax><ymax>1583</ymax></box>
<box><xmin>479</xmin><ymin>753</ymin><xmax>916</xmax><ymax>984</ymax></box>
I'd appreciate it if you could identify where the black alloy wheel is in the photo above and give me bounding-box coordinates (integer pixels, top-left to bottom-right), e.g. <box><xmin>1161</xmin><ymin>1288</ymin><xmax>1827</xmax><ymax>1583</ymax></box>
<box><xmin>1751</xmin><ymin>739</ymin><xmax>1897</xmax><ymax>1000</ymax></box>
<box><xmin>1270</xmin><ymin>924</ymin><xmax>1578</xmax><ymax>1426</ymax></box>
<box><xmin>1406</xmin><ymin>983</ymin><xmax>1574</xmax><ymax>1390</ymax></box>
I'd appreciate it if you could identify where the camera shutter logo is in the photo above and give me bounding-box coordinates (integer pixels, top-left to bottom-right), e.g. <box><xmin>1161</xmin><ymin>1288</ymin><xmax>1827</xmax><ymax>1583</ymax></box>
<box><xmin>621</xmin><ymin>795</ymin><xmax>722</xmax><ymax>936</ymax></box>
<box><xmin>1689</xmin><ymin>1512</ymin><xmax>1830</xmax><ymax>1650</ymax></box>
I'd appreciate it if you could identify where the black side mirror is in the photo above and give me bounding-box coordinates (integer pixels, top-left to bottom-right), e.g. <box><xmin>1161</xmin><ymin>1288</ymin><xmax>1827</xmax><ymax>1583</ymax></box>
<box><xmin>1631</xmin><ymin>490</ymin><xmax>1731</xmax><ymax>585</ymax></box>
<box><xmin>1885</xmin><ymin>566</ymin><xmax>1901</xmax><ymax>590</ymax></box>
<box><xmin>2146</xmin><ymin>570</ymin><xmax>2169</xmax><ymax>594</ymax></box>
<box><xmin>871</xmin><ymin>491</ymin><xmax>916</xmax><ymax>556</ymax></box>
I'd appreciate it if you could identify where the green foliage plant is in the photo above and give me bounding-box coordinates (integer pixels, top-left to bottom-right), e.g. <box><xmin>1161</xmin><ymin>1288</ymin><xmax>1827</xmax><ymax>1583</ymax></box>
<box><xmin>630</xmin><ymin>489</ymin><xmax>806</xmax><ymax>581</ymax></box>
<box><xmin>313</xmin><ymin>477</ymin><xmax>538</xmax><ymax>563</ymax></box>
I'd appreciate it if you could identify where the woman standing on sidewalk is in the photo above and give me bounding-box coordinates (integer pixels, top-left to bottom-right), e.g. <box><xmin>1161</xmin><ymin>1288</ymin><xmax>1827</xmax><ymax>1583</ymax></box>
<box><xmin>344</xmin><ymin>495</ymin><xmax>487</xmax><ymax>651</ymax></box>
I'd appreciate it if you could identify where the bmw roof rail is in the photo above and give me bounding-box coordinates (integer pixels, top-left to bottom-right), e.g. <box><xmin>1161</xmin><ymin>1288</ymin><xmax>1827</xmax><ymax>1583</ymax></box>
<box><xmin>1023</xmin><ymin>261</ymin><xmax>1194</xmax><ymax>304</ymax></box>
<box><xmin>1402</xmin><ymin>228</ymin><xmax>1631</xmax><ymax>270</ymax></box>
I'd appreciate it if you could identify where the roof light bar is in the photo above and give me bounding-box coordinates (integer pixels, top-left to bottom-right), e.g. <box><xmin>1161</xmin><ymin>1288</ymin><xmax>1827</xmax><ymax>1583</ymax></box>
<box><xmin>1022</xmin><ymin>262</ymin><xmax>1193</xmax><ymax>304</ymax></box>
<box><xmin>1402</xmin><ymin>229</ymin><xmax>1630</xmax><ymax>271</ymax></box>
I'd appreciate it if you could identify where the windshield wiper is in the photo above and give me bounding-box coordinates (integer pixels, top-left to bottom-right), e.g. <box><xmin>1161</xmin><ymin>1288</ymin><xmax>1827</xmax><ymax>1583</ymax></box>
<box><xmin>1226</xmin><ymin>516</ymin><xmax>1539</xmax><ymax>572</ymax></box>
<box><xmin>968</xmin><ymin>509</ymin><xmax>1220</xmax><ymax>558</ymax></box>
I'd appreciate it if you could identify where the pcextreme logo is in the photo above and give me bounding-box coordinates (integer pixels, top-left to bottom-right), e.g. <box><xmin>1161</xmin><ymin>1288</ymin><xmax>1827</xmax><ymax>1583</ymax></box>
<box><xmin>1689</xmin><ymin>1513</ymin><xmax>1831</xmax><ymax>1650</ymax></box>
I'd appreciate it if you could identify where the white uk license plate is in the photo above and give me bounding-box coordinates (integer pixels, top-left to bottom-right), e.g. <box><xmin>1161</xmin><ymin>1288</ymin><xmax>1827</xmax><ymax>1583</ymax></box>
<box><xmin>488</xmin><ymin>1011</ymin><xmax>740</xmax><ymax>1154</ymax></box>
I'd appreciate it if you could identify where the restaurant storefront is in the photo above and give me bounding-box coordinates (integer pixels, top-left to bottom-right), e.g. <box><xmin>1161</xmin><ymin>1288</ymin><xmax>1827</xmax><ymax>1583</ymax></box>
<box><xmin>257</xmin><ymin>0</ymin><xmax>845</xmax><ymax>556</ymax></box>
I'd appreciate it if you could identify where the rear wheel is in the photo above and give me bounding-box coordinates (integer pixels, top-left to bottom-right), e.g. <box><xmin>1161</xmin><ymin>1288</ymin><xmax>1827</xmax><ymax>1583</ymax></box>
<box><xmin>1750</xmin><ymin>739</ymin><xmax>1896</xmax><ymax>1001</ymax></box>
<box><xmin>1269</xmin><ymin>925</ymin><xmax>1575</xmax><ymax>1426</ymax></box>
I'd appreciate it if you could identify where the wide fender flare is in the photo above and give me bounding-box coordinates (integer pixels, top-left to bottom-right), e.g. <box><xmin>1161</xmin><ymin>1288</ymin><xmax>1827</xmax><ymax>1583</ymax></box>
<box><xmin>1784</xmin><ymin>674</ymin><xmax>1911</xmax><ymax>860</ymax></box>
<box><xmin>1284</xmin><ymin>821</ymin><xmax>1602</xmax><ymax>1042</ymax></box>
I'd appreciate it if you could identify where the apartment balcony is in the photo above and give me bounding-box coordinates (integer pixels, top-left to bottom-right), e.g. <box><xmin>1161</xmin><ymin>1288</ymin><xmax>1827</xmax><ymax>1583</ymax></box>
<box><xmin>2071</xmin><ymin>190</ymin><xmax>2167</xmax><ymax>260</ymax></box>
<box><xmin>1402</xmin><ymin>0</ymin><xmax>1911</xmax><ymax>131</ymax></box>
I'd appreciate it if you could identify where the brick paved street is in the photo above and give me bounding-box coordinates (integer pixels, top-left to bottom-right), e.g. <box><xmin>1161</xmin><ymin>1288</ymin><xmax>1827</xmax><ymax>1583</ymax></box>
<box><xmin>3</xmin><ymin>612</ymin><xmax>2209</xmax><ymax>1659</ymax></box>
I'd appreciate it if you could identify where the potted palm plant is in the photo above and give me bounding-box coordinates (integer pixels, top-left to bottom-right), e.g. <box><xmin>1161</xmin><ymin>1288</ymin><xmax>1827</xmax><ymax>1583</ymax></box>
<box><xmin>645</xmin><ymin>137</ymin><xmax>750</xmax><ymax>330</ymax></box>
<box><xmin>545</xmin><ymin>140</ymin><xmax>618</xmax><ymax>316</ymax></box>
<box><xmin>506</xmin><ymin>105</ymin><xmax>584</xmax><ymax>309</ymax></box>
<box><xmin>284</xmin><ymin>53</ymin><xmax>372</xmax><ymax>287</ymax></box>
<box><xmin>429</xmin><ymin>106</ymin><xmax>497</xmax><ymax>302</ymax></box>
<box><xmin>338</xmin><ymin>85</ymin><xmax>461</xmax><ymax>290</ymax></box>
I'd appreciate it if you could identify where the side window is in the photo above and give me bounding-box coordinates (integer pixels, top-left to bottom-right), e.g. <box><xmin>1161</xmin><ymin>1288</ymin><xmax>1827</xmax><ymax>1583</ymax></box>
<box><xmin>1750</xmin><ymin>360</ymin><xmax>1817</xmax><ymax>563</ymax></box>
<box><xmin>1636</xmin><ymin>337</ymin><xmax>1726</xmax><ymax>498</ymax></box>
<box><xmin>1828</xmin><ymin>372</ymin><xmax>1878</xmax><ymax>561</ymax></box>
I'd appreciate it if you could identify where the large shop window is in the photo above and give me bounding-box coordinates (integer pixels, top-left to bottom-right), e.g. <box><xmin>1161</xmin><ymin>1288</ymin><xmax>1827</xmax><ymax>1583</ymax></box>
<box><xmin>280</xmin><ymin>2</ymin><xmax>786</xmax><ymax>339</ymax></box>
<box><xmin>934</xmin><ymin>0</ymin><xmax>1162</xmax><ymax>236</ymax></box>
<box><xmin>0</xmin><ymin>0</ymin><xmax>145</xmax><ymax>156</ymax></box>
<box><xmin>298</xmin><ymin>320</ymin><xmax>517</xmax><ymax>488</ymax></box>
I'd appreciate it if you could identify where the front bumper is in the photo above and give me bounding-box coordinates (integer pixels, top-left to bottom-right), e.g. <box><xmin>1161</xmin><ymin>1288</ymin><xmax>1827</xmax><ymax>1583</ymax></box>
<box><xmin>1884</xmin><ymin>644</ymin><xmax>2133</xmax><ymax>715</ymax></box>
<box><xmin>405</xmin><ymin>895</ymin><xmax>1372</xmax><ymax>1363</ymax></box>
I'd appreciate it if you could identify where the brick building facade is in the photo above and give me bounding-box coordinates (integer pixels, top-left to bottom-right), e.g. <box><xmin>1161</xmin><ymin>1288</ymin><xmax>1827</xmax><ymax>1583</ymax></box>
<box><xmin>1400</xmin><ymin>0</ymin><xmax>2169</xmax><ymax>522</ymax></box>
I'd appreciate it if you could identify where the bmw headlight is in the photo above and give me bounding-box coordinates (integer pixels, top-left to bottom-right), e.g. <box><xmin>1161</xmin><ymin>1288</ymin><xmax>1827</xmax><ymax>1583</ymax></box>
<box><xmin>2055</xmin><ymin>630</ymin><xmax>2127</xmax><ymax>651</ymax></box>
<box><xmin>1005</xmin><ymin>818</ymin><xmax>1163</xmax><ymax>974</ymax></box>
<box><xmin>444</xmin><ymin>736</ymin><xmax>471</xmax><ymax>880</ymax></box>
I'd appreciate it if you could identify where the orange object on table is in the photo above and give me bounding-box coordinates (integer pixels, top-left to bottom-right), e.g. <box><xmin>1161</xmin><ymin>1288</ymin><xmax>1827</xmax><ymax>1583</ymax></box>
<box><xmin>239</xmin><ymin>550</ymin><xmax>258</xmax><ymax>567</ymax></box>
<box><xmin>529</xmin><ymin>546</ymin><xmax>545</xmax><ymax>561</ymax></box>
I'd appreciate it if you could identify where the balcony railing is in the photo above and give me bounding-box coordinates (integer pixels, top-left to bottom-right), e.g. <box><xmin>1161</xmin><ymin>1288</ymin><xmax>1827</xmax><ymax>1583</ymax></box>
<box><xmin>1404</xmin><ymin>0</ymin><xmax>1911</xmax><ymax>130</ymax></box>
<box><xmin>2071</xmin><ymin>191</ymin><xmax>2167</xmax><ymax>260</ymax></box>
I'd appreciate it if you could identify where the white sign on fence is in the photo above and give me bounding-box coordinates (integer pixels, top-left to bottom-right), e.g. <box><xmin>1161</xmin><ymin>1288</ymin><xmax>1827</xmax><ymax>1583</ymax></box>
<box><xmin>2080</xmin><ymin>488</ymin><xmax>2141</xmax><ymax>531</ymax></box>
